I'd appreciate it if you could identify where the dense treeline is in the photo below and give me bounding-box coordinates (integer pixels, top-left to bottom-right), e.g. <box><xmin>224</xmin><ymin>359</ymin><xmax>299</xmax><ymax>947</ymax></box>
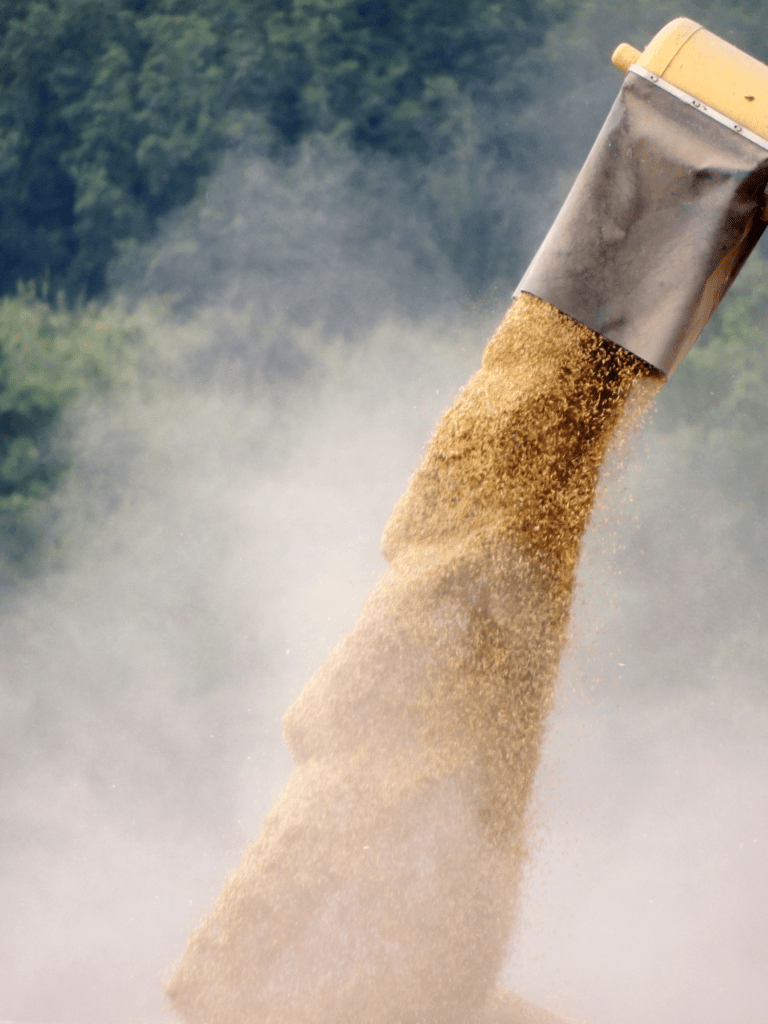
<box><xmin>0</xmin><ymin>0</ymin><xmax>574</xmax><ymax>580</ymax></box>
<box><xmin>4</xmin><ymin>0</ymin><xmax>768</xmax><ymax>668</ymax></box>
<box><xmin>0</xmin><ymin>0</ymin><xmax>568</xmax><ymax>301</ymax></box>
<box><xmin>3</xmin><ymin>0</ymin><xmax>765</xmax><ymax>303</ymax></box>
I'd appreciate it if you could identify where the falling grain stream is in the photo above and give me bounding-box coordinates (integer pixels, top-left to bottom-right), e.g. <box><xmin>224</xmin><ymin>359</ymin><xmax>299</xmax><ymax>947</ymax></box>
<box><xmin>167</xmin><ymin>294</ymin><xmax>662</xmax><ymax>1024</ymax></box>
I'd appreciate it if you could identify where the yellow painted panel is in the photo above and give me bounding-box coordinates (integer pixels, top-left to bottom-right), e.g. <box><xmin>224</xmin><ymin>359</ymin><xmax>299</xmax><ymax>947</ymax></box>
<box><xmin>640</xmin><ymin>17</ymin><xmax>702</xmax><ymax>76</ymax></box>
<box><xmin>613</xmin><ymin>18</ymin><xmax>768</xmax><ymax>142</ymax></box>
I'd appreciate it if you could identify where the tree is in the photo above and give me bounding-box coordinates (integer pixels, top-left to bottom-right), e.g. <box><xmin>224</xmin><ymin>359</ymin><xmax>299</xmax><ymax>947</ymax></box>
<box><xmin>0</xmin><ymin>289</ymin><xmax>140</xmax><ymax>577</ymax></box>
<box><xmin>0</xmin><ymin>0</ymin><xmax>569</xmax><ymax>301</ymax></box>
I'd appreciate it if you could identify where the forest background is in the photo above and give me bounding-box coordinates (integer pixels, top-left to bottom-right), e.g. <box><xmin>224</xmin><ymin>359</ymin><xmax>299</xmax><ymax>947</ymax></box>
<box><xmin>2</xmin><ymin>2</ymin><xmax>768</xmax><ymax>1022</ymax></box>
<box><xmin>3</xmin><ymin>0</ymin><xmax>768</xmax><ymax>680</ymax></box>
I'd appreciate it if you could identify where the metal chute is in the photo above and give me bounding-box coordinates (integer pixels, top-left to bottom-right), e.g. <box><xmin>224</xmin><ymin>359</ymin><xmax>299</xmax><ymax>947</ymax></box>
<box><xmin>516</xmin><ymin>18</ymin><xmax>768</xmax><ymax>376</ymax></box>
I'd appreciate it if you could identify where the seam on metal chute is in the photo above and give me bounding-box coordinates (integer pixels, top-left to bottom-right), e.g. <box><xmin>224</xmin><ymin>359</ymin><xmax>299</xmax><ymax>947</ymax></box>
<box><xmin>655</xmin><ymin>22</ymin><xmax>702</xmax><ymax>77</ymax></box>
<box><xmin>629</xmin><ymin>63</ymin><xmax>768</xmax><ymax>152</ymax></box>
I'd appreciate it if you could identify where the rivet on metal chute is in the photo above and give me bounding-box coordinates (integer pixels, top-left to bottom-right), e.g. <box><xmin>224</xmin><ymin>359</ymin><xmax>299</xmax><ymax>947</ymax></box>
<box><xmin>516</xmin><ymin>17</ymin><xmax>768</xmax><ymax>377</ymax></box>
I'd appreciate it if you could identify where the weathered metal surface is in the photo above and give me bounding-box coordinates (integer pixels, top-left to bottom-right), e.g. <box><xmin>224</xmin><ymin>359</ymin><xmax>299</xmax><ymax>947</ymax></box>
<box><xmin>515</xmin><ymin>69</ymin><xmax>768</xmax><ymax>375</ymax></box>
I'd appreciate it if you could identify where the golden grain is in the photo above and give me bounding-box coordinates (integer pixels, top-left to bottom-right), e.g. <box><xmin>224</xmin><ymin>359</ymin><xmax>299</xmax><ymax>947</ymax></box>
<box><xmin>166</xmin><ymin>294</ymin><xmax>662</xmax><ymax>1024</ymax></box>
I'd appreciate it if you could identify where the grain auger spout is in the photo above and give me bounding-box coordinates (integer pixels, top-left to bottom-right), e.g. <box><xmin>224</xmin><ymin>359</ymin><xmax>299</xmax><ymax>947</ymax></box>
<box><xmin>166</xmin><ymin>19</ymin><xmax>767</xmax><ymax>1024</ymax></box>
<box><xmin>517</xmin><ymin>17</ymin><xmax>768</xmax><ymax>377</ymax></box>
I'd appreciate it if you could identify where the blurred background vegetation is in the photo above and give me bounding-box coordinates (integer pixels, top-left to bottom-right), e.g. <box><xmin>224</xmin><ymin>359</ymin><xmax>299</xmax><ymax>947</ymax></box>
<box><xmin>2</xmin><ymin>0</ymin><xmax>768</xmax><ymax>688</ymax></box>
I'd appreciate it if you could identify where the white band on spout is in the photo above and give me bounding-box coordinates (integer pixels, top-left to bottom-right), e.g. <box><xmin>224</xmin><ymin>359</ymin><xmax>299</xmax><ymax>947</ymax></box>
<box><xmin>629</xmin><ymin>63</ymin><xmax>768</xmax><ymax>153</ymax></box>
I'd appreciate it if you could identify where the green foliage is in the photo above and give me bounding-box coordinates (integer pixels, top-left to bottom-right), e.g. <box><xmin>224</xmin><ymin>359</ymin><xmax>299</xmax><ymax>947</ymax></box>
<box><xmin>665</xmin><ymin>255</ymin><xmax>768</xmax><ymax>434</ymax></box>
<box><xmin>0</xmin><ymin>0</ymin><xmax>242</xmax><ymax>300</ymax></box>
<box><xmin>0</xmin><ymin>0</ymin><xmax>566</xmax><ymax>301</ymax></box>
<box><xmin>627</xmin><ymin>248</ymin><xmax>768</xmax><ymax>682</ymax></box>
<box><xmin>657</xmin><ymin>250</ymin><xmax>768</xmax><ymax>565</ymax></box>
<box><xmin>0</xmin><ymin>289</ymin><xmax>139</xmax><ymax>574</ymax></box>
<box><xmin>7</xmin><ymin>0</ymin><xmax>768</xmax><ymax>604</ymax></box>
<box><xmin>265</xmin><ymin>0</ymin><xmax>566</xmax><ymax>154</ymax></box>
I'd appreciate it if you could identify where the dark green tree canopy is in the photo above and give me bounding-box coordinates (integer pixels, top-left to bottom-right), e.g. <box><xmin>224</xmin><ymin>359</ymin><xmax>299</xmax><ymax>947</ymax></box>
<box><xmin>0</xmin><ymin>0</ymin><xmax>567</xmax><ymax>300</ymax></box>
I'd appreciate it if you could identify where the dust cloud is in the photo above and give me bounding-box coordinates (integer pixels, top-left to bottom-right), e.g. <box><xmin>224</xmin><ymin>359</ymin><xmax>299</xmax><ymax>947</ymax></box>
<box><xmin>1</xmin><ymin>130</ymin><xmax>767</xmax><ymax>1024</ymax></box>
<box><xmin>165</xmin><ymin>294</ymin><xmax>660</xmax><ymax>1024</ymax></box>
<box><xmin>504</xmin><ymin>414</ymin><xmax>768</xmax><ymax>1024</ymax></box>
<box><xmin>0</xmin><ymin>336</ymin><xmax>481</xmax><ymax>1023</ymax></box>
<box><xmin>0</xmin><ymin>141</ymin><xmax>483</xmax><ymax>1024</ymax></box>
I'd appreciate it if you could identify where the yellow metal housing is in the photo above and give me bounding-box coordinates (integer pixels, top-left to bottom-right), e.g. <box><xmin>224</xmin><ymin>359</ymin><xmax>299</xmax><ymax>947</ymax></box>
<box><xmin>612</xmin><ymin>17</ymin><xmax>768</xmax><ymax>142</ymax></box>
